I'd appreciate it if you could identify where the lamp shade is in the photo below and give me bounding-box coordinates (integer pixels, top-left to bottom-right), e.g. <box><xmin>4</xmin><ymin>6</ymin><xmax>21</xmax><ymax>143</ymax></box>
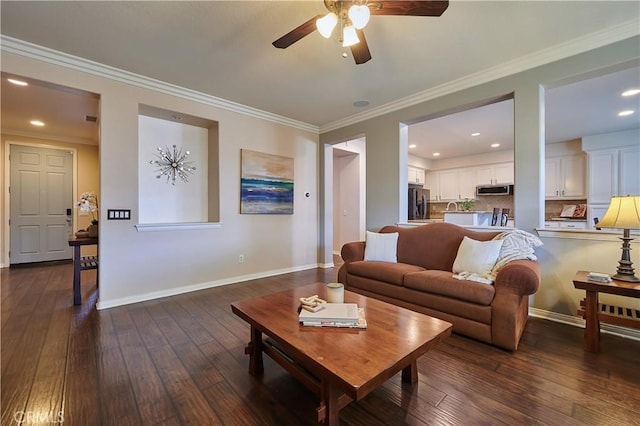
<box><xmin>597</xmin><ymin>196</ymin><xmax>640</xmax><ymax>229</ymax></box>
<box><xmin>342</xmin><ymin>25</ymin><xmax>359</xmax><ymax>47</ymax></box>
<box><xmin>316</xmin><ymin>12</ymin><xmax>338</xmax><ymax>38</ymax></box>
<box><xmin>349</xmin><ymin>5</ymin><xmax>370</xmax><ymax>29</ymax></box>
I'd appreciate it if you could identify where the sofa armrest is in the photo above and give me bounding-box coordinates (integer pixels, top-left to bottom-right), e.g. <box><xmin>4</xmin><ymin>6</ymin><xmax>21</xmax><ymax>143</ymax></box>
<box><xmin>341</xmin><ymin>241</ymin><xmax>366</xmax><ymax>263</ymax></box>
<box><xmin>494</xmin><ymin>260</ymin><xmax>540</xmax><ymax>296</ymax></box>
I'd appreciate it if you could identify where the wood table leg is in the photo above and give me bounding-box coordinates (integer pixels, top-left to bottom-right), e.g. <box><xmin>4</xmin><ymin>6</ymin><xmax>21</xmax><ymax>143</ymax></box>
<box><xmin>73</xmin><ymin>245</ymin><xmax>81</xmax><ymax>305</ymax></box>
<box><xmin>244</xmin><ymin>325</ymin><xmax>264</xmax><ymax>376</ymax></box>
<box><xmin>319</xmin><ymin>380</ymin><xmax>340</xmax><ymax>426</ymax></box>
<box><xmin>583</xmin><ymin>290</ymin><xmax>600</xmax><ymax>353</ymax></box>
<box><xmin>401</xmin><ymin>360</ymin><xmax>418</xmax><ymax>384</ymax></box>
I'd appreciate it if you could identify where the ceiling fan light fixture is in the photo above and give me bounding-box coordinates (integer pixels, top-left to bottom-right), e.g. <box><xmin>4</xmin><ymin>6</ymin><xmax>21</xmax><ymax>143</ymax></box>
<box><xmin>342</xmin><ymin>25</ymin><xmax>359</xmax><ymax>47</ymax></box>
<box><xmin>316</xmin><ymin>12</ymin><xmax>338</xmax><ymax>38</ymax></box>
<box><xmin>348</xmin><ymin>4</ymin><xmax>370</xmax><ymax>29</ymax></box>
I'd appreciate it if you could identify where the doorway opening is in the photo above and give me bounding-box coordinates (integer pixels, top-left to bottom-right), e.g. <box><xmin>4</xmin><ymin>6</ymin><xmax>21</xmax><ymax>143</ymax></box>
<box><xmin>2</xmin><ymin>73</ymin><xmax>100</xmax><ymax>266</ymax></box>
<box><xmin>325</xmin><ymin>137</ymin><xmax>366</xmax><ymax>266</ymax></box>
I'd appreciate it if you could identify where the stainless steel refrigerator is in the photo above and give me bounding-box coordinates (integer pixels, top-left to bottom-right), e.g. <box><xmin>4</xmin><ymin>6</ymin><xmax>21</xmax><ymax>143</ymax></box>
<box><xmin>408</xmin><ymin>187</ymin><xmax>430</xmax><ymax>220</ymax></box>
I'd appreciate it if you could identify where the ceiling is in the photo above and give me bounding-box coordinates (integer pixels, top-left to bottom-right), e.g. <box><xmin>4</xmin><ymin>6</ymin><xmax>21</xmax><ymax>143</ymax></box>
<box><xmin>1</xmin><ymin>1</ymin><xmax>639</xmax><ymax>155</ymax></box>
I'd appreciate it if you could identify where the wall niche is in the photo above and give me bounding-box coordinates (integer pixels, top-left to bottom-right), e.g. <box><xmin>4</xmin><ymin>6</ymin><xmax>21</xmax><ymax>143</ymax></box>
<box><xmin>138</xmin><ymin>104</ymin><xmax>219</xmax><ymax>227</ymax></box>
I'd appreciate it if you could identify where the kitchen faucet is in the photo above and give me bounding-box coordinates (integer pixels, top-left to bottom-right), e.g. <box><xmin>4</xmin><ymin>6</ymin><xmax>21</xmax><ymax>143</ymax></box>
<box><xmin>446</xmin><ymin>201</ymin><xmax>458</xmax><ymax>212</ymax></box>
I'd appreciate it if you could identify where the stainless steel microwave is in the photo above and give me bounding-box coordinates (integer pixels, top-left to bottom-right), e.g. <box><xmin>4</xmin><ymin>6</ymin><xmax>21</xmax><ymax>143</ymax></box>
<box><xmin>476</xmin><ymin>184</ymin><xmax>513</xmax><ymax>196</ymax></box>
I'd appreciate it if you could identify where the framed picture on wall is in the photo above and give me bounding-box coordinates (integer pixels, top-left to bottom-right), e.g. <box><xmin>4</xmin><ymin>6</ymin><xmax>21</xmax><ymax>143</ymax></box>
<box><xmin>240</xmin><ymin>149</ymin><xmax>294</xmax><ymax>214</ymax></box>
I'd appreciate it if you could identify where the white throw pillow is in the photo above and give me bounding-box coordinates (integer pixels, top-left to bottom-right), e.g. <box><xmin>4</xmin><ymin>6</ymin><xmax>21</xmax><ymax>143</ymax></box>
<box><xmin>452</xmin><ymin>236</ymin><xmax>504</xmax><ymax>277</ymax></box>
<box><xmin>364</xmin><ymin>231</ymin><xmax>399</xmax><ymax>263</ymax></box>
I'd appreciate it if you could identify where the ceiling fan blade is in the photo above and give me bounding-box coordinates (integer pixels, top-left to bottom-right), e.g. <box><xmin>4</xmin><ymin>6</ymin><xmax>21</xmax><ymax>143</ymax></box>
<box><xmin>350</xmin><ymin>30</ymin><xmax>372</xmax><ymax>65</ymax></box>
<box><xmin>272</xmin><ymin>14</ymin><xmax>324</xmax><ymax>49</ymax></box>
<box><xmin>369</xmin><ymin>1</ymin><xmax>449</xmax><ymax>17</ymax></box>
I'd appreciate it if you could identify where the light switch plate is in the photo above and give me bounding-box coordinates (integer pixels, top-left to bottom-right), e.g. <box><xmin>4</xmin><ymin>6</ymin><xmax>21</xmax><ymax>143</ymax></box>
<box><xmin>107</xmin><ymin>209</ymin><xmax>131</xmax><ymax>220</ymax></box>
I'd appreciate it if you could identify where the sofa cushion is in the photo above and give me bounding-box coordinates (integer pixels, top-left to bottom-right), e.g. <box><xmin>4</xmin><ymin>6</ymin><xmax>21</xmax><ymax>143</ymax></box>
<box><xmin>346</xmin><ymin>261</ymin><xmax>425</xmax><ymax>286</ymax></box>
<box><xmin>404</xmin><ymin>270</ymin><xmax>495</xmax><ymax>306</ymax></box>
<box><xmin>364</xmin><ymin>231</ymin><xmax>398</xmax><ymax>263</ymax></box>
<box><xmin>379</xmin><ymin>223</ymin><xmax>500</xmax><ymax>271</ymax></box>
<box><xmin>452</xmin><ymin>236</ymin><xmax>504</xmax><ymax>278</ymax></box>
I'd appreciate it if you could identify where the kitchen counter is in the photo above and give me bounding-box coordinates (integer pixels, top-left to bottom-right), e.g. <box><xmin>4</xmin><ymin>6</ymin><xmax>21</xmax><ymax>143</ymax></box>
<box><xmin>444</xmin><ymin>211</ymin><xmax>495</xmax><ymax>227</ymax></box>
<box><xmin>400</xmin><ymin>222</ymin><xmax>514</xmax><ymax>231</ymax></box>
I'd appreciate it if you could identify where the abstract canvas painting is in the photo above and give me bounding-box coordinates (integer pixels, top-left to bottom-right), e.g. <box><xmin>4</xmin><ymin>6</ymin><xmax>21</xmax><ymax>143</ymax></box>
<box><xmin>241</xmin><ymin>149</ymin><xmax>294</xmax><ymax>214</ymax></box>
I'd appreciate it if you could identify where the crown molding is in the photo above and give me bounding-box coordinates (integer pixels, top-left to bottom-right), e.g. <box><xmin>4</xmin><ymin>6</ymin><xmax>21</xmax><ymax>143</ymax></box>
<box><xmin>0</xmin><ymin>35</ymin><xmax>319</xmax><ymax>134</ymax></box>
<box><xmin>1</xmin><ymin>128</ymin><xmax>97</xmax><ymax>146</ymax></box>
<box><xmin>320</xmin><ymin>18</ymin><xmax>640</xmax><ymax>133</ymax></box>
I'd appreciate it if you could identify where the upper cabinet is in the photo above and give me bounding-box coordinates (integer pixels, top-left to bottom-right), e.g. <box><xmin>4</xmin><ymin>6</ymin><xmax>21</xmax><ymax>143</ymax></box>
<box><xmin>545</xmin><ymin>154</ymin><xmax>586</xmax><ymax>199</ymax></box>
<box><xmin>408</xmin><ymin>166</ymin><xmax>425</xmax><ymax>185</ymax></box>
<box><xmin>426</xmin><ymin>162</ymin><xmax>514</xmax><ymax>201</ymax></box>
<box><xmin>587</xmin><ymin>146</ymin><xmax>640</xmax><ymax>203</ymax></box>
<box><xmin>425</xmin><ymin>171</ymin><xmax>440</xmax><ymax>201</ymax></box>
<box><xmin>476</xmin><ymin>162</ymin><xmax>514</xmax><ymax>185</ymax></box>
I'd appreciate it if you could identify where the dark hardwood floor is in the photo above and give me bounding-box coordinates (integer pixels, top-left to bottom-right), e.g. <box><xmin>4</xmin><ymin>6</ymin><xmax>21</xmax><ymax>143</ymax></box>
<box><xmin>2</xmin><ymin>261</ymin><xmax>639</xmax><ymax>425</ymax></box>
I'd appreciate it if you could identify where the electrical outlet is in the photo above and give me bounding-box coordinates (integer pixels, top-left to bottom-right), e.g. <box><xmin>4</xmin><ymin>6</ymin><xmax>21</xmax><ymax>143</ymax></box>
<box><xmin>238</xmin><ymin>255</ymin><xmax>245</xmax><ymax>263</ymax></box>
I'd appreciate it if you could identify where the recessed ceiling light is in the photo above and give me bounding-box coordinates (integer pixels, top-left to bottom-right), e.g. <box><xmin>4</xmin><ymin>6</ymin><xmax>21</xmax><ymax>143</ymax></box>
<box><xmin>491</xmin><ymin>143</ymin><xmax>500</xmax><ymax>148</ymax></box>
<box><xmin>618</xmin><ymin>110</ymin><xmax>635</xmax><ymax>117</ymax></box>
<box><xmin>8</xmin><ymin>78</ymin><xmax>28</xmax><ymax>86</ymax></box>
<box><xmin>409</xmin><ymin>144</ymin><xmax>417</xmax><ymax>149</ymax></box>
<box><xmin>433</xmin><ymin>152</ymin><xmax>440</xmax><ymax>157</ymax></box>
<box><xmin>621</xmin><ymin>89</ymin><xmax>640</xmax><ymax>97</ymax></box>
<box><xmin>30</xmin><ymin>120</ymin><xmax>45</xmax><ymax>127</ymax></box>
<box><xmin>471</xmin><ymin>132</ymin><xmax>480</xmax><ymax>137</ymax></box>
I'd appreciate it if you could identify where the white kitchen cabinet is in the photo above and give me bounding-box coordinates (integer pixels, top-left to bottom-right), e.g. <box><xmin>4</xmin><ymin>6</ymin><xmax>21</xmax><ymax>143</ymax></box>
<box><xmin>436</xmin><ymin>168</ymin><xmax>476</xmax><ymax>200</ymax></box>
<box><xmin>544</xmin><ymin>220</ymin><xmax>587</xmax><ymax>230</ymax></box>
<box><xmin>457</xmin><ymin>168</ymin><xmax>476</xmax><ymax>199</ymax></box>
<box><xmin>587</xmin><ymin>147</ymin><xmax>639</xmax><ymax>203</ymax></box>
<box><xmin>476</xmin><ymin>162</ymin><xmax>514</xmax><ymax>185</ymax></box>
<box><xmin>438</xmin><ymin>169</ymin><xmax>459</xmax><ymax>200</ymax></box>
<box><xmin>587</xmin><ymin>205</ymin><xmax>610</xmax><ymax>230</ymax></box>
<box><xmin>546</xmin><ymin>154</ymin><xmax>586</xmax><ymax>199</ymax></box>
<box><xmin>587</xmin><ymin>150</ymin><xmax>616</xmax><ymax>204</ymax></box>
<box><xmin>619</xmin><ymin>146</ymin><xmax>640</xmax><ymax>196</ymax></box>
<box><xmin>408</xmin><ymin>166</ymin><xmax>425</xmax><ymax>185</ymax></box>
<box><xmin>425</xmin><ymin>171</ymin><xmax>440</xmax><ymax>201</ymax></box>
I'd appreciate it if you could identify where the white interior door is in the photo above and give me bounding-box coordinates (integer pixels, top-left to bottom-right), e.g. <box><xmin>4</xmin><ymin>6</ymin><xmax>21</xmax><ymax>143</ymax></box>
<box><xmin>10</xmin><ymin>144</ymin><xmax>73</xmax><ymax>264</ymax></box>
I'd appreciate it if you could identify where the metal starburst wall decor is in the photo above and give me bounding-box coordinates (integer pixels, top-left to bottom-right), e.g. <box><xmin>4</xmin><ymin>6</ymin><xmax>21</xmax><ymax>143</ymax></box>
<box><xmin>149</xmin><ymin>145</ymin><xmax>196</xmax><ymax>185</ymax></box>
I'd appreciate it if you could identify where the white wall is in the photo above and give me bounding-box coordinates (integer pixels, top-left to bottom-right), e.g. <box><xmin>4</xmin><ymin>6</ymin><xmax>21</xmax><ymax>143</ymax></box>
<box><xmin>1</xmin><ymin>48</ymin><xmax>319</xmax><ymax>308</ymax></box>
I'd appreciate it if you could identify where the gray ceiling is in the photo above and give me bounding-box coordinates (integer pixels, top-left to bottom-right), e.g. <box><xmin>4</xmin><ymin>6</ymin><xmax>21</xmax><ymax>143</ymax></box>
<box><xmin>1</xmin><ymin>1</ymin><xmax>639</xmax><ymax>157</ymax></box>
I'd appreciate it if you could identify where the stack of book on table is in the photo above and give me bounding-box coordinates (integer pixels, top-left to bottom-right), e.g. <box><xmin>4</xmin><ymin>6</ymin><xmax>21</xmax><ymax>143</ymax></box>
<box><xmin>299</xmin><ymin>303</ymin><xmax>367</xmax><ymax>329</ymax></box>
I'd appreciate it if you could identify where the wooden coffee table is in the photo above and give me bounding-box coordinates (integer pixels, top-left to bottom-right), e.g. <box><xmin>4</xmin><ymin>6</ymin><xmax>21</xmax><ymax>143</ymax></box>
<box><xmin>231</xmin><ymin>283</ymin><xmax>452</xmax><ymax>425</ymax></box>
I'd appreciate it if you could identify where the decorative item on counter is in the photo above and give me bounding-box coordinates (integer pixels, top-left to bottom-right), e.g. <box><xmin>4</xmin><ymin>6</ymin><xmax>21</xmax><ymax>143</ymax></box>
<box><xmin>501</xmin><ymin>208</ymin><xmax>510</xmax><ymax>227</ymax></box>
<box><xmin>460</xmin><ymin>198</ymin><xmax>476</xmax><ymax>212</ymax></box>
<box><xmin>75</xmin><ymin>191</ymin><xmax>99</xmax><ymax>237</ymax></box>
<box><xmin>560</xmin><ymin>204</ymin><xmax>577</xmax><ymax>218</ymax></box>
<box><xmin>491</xmin><ymin>208</ymin><xmax>500</xmax><ymax>226</ymax></box>
<box><xmin>573</xmin><ymin>203</ymin><xmax>586</xmax><ymax>218</ymax></box>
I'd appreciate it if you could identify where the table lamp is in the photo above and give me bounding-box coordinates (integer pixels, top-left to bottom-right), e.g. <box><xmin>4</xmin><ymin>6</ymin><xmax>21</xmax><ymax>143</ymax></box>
<box><xmin>596</xmin><ymin>195</ymin><xmax>640</xmax><ymax>282</ymax></box>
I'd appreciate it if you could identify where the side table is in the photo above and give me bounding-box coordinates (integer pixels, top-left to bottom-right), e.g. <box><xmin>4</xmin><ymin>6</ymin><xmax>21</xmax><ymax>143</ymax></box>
<box><xmin>572</xmin><ymin>270</ymin><xmax>640</xmax><ymax>352</ymax></box>
<box><xmin>68</xmin><ymin>236</ymin><xmax>99</xmax><ymax>305</ymax></box>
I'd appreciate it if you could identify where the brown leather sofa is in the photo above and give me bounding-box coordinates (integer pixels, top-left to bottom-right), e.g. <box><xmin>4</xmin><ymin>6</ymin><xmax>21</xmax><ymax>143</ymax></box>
<box><xmin>337</xmin><ymin>223</ymin><xmax>540</xmax><ymax>351</ymax></box>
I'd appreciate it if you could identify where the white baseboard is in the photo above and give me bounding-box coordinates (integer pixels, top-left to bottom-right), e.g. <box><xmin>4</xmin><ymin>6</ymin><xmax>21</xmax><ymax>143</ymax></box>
<box><xmin>96</xmin><ymin>262</ymin><xmax>319</xmax><ymax>310</ymax></box>
<box><xmin>529</xmin><ymin>307</ymin><xmax>640</xmax><ymax>341</ymax></box>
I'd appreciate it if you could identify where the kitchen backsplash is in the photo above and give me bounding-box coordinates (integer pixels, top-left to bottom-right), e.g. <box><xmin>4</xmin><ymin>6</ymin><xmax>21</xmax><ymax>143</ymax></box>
<box><xmin>430</xmin><ymin>195</ymin><xmax>514</xmax><ymax>219</ymax></box>
<box><xmin>544</xmin><ymin>199</ymin><xmax>587</xmax><ymax>220</ymax></box>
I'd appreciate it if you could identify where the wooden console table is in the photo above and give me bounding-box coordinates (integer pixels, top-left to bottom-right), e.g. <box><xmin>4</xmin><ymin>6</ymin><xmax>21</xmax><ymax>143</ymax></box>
<box><xmin>573</xmin><ymin>270</ymin><xmax>640</xmax><ymax>352</ymax></box>
<box><xmin>68</xmin><ymin>236</ymin><xmax>98</xmax><ymax>305</ymax></box>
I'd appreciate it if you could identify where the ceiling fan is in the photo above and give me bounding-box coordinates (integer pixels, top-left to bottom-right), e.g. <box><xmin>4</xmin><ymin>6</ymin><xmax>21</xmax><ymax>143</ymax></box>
<box><xmin>272</xmin><ymin>1</ymin><xmax>449</xmax><ymax>64</ymax></box>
